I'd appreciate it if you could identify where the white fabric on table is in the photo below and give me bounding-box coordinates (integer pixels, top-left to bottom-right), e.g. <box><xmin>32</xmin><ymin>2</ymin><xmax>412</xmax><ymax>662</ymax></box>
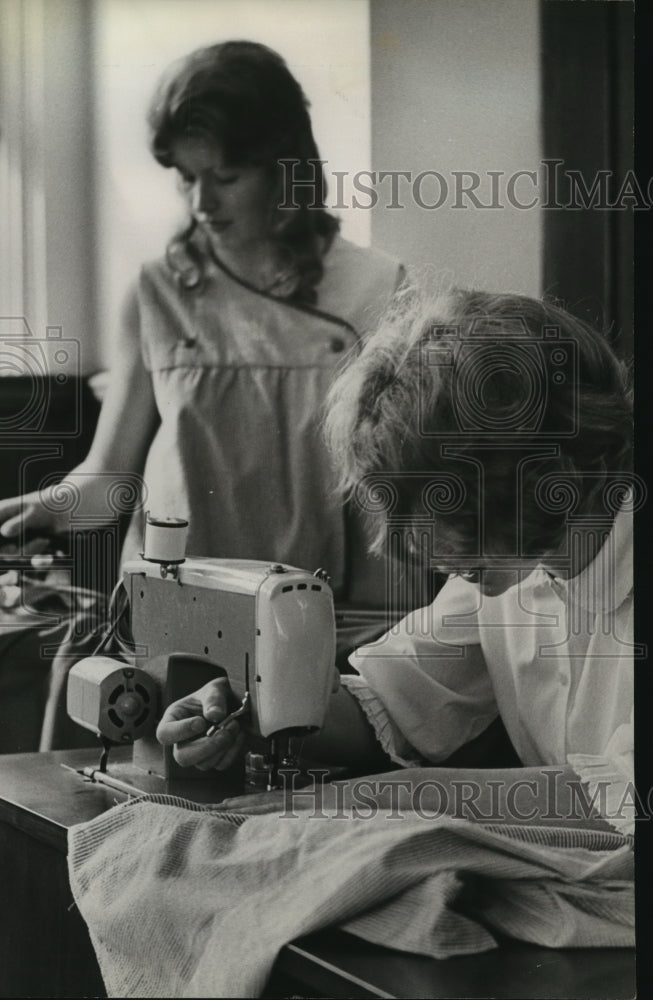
<box><xmin>68</xmin><ymin>793</ymin><xmax>633</xmax><ymax>999</ymax></box>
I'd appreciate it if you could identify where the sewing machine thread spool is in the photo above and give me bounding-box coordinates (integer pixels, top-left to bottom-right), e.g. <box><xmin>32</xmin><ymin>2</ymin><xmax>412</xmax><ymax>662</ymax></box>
<box><xmin>142</xmin><ymin>514</ymin><xmax>188</xmax><ymax>564</ymax></box>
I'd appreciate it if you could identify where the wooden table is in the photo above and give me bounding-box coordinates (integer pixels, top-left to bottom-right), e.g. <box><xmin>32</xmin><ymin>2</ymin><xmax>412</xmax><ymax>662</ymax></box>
<box><xmin>0</xmin><ymin>749</ymin><xmax>637</xmax><ymax>999</ymax></box>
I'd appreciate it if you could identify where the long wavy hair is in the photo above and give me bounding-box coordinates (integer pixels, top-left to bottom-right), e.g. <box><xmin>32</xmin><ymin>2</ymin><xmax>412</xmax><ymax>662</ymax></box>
<box><xmin>147</xmin><ymin>40</ymin><xmax>340</xmax><ymax>304</ymax></box>
<box><xmin>324</xmin><ymin>286</ymin><xmax>633</xmax><ymax>564</ymax></box>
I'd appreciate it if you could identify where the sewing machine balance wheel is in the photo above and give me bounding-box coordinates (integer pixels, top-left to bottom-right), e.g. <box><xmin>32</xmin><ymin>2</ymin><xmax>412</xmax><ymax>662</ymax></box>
<box><xmin>66</xmin><ymin>656</ymin><xmax>159</xmax><ymax>744</ymax></box>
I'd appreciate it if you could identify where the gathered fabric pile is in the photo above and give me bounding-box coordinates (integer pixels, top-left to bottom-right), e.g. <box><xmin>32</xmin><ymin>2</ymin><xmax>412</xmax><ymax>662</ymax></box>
<box><xmin>67</xmin><ymin>785</ymin><xmax>634</xmax><ymax>999</ymax></box>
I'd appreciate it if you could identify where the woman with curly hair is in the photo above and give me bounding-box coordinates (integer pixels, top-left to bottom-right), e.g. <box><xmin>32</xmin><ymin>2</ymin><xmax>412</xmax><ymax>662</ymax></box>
<box><xmin>0</xmin><ymin>40</ymin><xmax>403</xmax><ymax>638</ymax></box>
<box><xmin>0</xmin><ymin>41</ymin><xmax>407</xmax><ymax>752</ymax></box>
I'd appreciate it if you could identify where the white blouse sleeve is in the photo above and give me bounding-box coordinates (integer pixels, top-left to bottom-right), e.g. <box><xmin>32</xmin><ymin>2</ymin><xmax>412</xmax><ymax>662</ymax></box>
<box><xmin>342</xmin><ymin>575</ymin><xmax>499</xmax><ymax>765</ymax></box>
<box><xmin>567</xmin><ymin>708</ymin><xmax>635</xmax><ymax>835</ymax></box>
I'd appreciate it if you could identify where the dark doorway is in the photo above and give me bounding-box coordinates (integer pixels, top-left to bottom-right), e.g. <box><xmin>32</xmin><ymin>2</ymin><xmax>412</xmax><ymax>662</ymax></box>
<box><xmin>540</xmin><ymin>0</ymin><xmax>634</xmax><ymax>357</ymax></box>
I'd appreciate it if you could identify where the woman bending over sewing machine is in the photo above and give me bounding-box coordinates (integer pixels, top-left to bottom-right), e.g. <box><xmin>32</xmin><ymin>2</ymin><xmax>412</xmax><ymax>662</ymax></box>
<box><xmin>0</xmin><ymin>41</ymin><xmax>407</xmax><ymax>749</ymax></box>
<box><xmin>158</xmin><ymin>288</ymin><xmax>635</xmax><ymax>832</ymax></box>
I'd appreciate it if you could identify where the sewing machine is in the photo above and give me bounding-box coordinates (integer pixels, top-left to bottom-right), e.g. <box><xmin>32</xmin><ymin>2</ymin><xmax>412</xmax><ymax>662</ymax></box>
<box><xmin>66</xmin><ymin>539</ymin><xmax>337</xmax><ymax>795</ymax></box>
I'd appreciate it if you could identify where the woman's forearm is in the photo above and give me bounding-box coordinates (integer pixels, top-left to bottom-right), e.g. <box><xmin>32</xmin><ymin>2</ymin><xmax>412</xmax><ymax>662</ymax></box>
<box><xmin>299</xmin><ymin>686</ymin><xmax>392</xmax><ymax>771</ymax></box>
<box><xmin>357</xmin><ymin>764</ymin><xmax>613</xmax><ymax>827</ymax></box>
<box><xmin>83</xmin><ymin>285</ymin><xmax>158</xmax><ymax>476</ymax></box>
<box><xmin>300</xmin><ymin>694</ymin><xmax>615</xmax><ymax>829</ymax></box>
<box><xmin>63</xmin><ymin>286</ymin><xmax>158</xmax><ymax>522</ymax></box>
<box><xmin>289</xmin><ymin>763</ymin><xmax>616</xmax><ymax>830</ymax></box>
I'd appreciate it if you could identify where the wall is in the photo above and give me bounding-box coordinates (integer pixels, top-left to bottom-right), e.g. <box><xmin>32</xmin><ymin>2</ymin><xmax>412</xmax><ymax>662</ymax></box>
<box><xmin>369</xmin><ymin>0</ymin><xmax>542</xmax><ymax>297</ymax></box>
<box><xmin>91</xmin><ymin>0</ymin><xmax>371</xmax><ymax>368</ymax></box>
<box><xmin>0</xmin><ymin>0</ymin><xmax>97</xmax><ymax>372</ymax></box>
<box><xmin>43</xmin><ymin>1</ymin><xmax>98</xmax><ymax>369</ymax></box>
<box><xmin>541</xmin><ymin>0</ymin><xmax>634</xmax><ymax>352</ymax></box>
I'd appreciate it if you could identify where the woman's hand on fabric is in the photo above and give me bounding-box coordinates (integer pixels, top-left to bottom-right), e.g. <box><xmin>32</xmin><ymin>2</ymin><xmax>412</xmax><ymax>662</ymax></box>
<box><xmin>0</xmin><ymin>470</ymin><xmax>140</xmax><ymax>541</ymax></box>
<box><xmin>0</xmin><ymin>488</ymin><xmax>67</xmax><ymax>540</ymax></box>
<box><xmin>156</xmin><ymin>677</ymin><xmax>246</xmax><ymax>771</ymax></box>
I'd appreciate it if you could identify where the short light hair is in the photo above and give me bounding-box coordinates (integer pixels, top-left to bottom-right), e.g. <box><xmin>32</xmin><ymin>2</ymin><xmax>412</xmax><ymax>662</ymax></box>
<box><xmin>324</xmin><ymin>286</ymin><xmax>632</xmax><ymax>561</ymax></box>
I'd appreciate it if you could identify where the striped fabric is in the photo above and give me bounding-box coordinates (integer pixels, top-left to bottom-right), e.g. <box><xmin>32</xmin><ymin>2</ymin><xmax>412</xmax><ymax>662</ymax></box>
<box><xmin>68</xmin><ymin>793</ymin><xmax>634</xmax><ymax>999</ymax></box>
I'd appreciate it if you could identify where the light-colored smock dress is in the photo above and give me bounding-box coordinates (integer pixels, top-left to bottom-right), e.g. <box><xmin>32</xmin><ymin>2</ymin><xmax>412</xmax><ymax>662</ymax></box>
<box><xmin>122</xmin><ymin>235</ymin><xmax>403</xmax><ymax>626</ymax></box>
